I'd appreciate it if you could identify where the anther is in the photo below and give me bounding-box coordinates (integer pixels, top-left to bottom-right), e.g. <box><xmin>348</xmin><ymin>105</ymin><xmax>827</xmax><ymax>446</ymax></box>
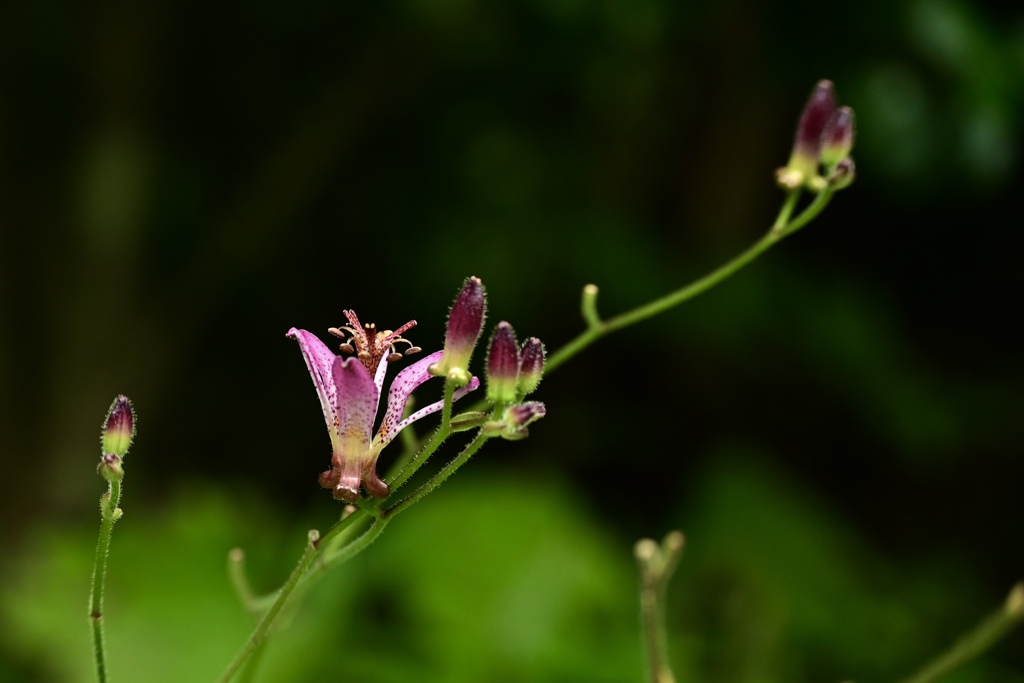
<box><xmin>405</xmin><ymin>346</ymin><xmax>422</xmax><ymax>356</ymax></box>
<box><xmin>386</xmin><ymin>352</ymin><xmax>403</xmax><ymax>363</ymax></box>
<box><xmin>328</xmin><ymin>327</ymin><xmax>345</xmax><ymax>339</ymax></box>
<box><xmin>339</xmin><ymin>343</ymin><xmax>355</xmax><ymax>354</ymax></box>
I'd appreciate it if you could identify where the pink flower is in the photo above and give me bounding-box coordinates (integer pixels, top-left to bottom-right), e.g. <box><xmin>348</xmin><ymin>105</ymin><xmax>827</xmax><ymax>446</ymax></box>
<box><xmin>288</xmin><ymin>311</ymin><xmax>478</xmax><ymax>503</ymax></box>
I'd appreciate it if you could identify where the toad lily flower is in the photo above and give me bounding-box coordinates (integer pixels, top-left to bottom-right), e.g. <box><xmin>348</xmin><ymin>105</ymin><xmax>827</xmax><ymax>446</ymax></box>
<box><xmin>288</xmin><ymin>310</ymin><xmax>480</xmax><ymax>503</ymax></box>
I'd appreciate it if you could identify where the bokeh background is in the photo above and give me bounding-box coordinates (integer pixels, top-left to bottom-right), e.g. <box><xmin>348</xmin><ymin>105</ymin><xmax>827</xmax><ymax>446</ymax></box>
<box><xmin>2</xmin><ymin>0</ymin><xmax>1023</xmax><ymax>681</ymax></box>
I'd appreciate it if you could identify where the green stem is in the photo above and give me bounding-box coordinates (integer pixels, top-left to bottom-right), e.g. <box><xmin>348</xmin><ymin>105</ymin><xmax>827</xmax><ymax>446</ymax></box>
<box><xmin>772</xmin><ymin>189</ymin><xmax>801</xmax><ymax>231</ymax></box>
<box><xmin>547</xmin><ymin>231</ymin><xmax>774</xmax><ymax>372</ymax></box>
<box><xmin>440</xmin><ymin>375</ymin><xmax>457</xmax><ymax>433</ymax></box>
<box><xmin>635</xmin><ymin>532</ymin><xmax>685</xmax><ymax>683</ymax></box>
<box><xmin>227</xmin><ymin>549</ymin><xmax>261</xmax><ymax>621</ymax></box>
<box><xmin>89</xmin><ymin>479</ymin><xmax>122</xmax><ymax>683</ymax></box>
<box><xmin>386</xmin><ymin>420</ymin><xmax>452</xmax><ymax>494</ymax></box>
<box><xmin>217</xmin><ymin>514</ymin><xmax>364</xmax><ymax>683</ymax></box>
<box><xmin>779</xmin><ymin>187</ymin><xmax>833</xmax><ymax>237</ymax></box>
<box><xmin>898</xmin><ymin>583</ymin><xmax>1024</xmax><ymax>683</ymax></box>
<box><xmin>383</xmin><ymin>430</ymin><xmax>492</xmax><ymax>519</ymax></box>
<box><xmin>304</xmin><ymin>518</ymin><xmax>389</xmax><ymax>584</ymax></box>
<box><xmin>546</xmin><ymin>190</ymin><xmax>831</xmax><ymax>373</ymax></box>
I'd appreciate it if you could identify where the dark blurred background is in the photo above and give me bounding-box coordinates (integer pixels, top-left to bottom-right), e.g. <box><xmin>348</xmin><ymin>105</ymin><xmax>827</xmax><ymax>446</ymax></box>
<box><xmin>1</xmin><ymin>0</ymin><xmax>1023</xmax><ymax>681</ymax></box>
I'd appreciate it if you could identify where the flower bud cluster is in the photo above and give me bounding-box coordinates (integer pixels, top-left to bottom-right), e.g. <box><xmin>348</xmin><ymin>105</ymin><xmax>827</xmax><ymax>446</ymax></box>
<box><xmin>430</xmin><ymin>276</ymin><xmax>548</xmax><ymax>440</ymax></box>
<box><xmin>776</xmin><ymin>80</ymin><xmax>856</xmax><ymax>192</ymax></box>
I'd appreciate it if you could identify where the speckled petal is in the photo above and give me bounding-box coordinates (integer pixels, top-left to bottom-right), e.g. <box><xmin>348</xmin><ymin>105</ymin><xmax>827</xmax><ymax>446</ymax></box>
<box><xmin>373</xmin><ymin>351</ymin><xmax>390</xmax><ymax>397</ymax></box>
<box><xmin>375</xmin><ymin>351</ymin><xmax>443</xmax><ymax>444</ymax></box>
<box><xmin>287</xmin><ymin>328</ymin><xmax>340</xmax><ymax>449</ymax></box>
<box><xmin>386</xmin><ymin>376</ymin><xmax>480</xmax><ymax>444</ymax></box>
<box><xmin>329</xmin><ymin>355</ymin><xmax>379</xmax><ymax>499</ymax></box>
<box><xmin>332</xmin><ymin>355</ymin><xmax>379</xmax><ymax>455</ymax></box>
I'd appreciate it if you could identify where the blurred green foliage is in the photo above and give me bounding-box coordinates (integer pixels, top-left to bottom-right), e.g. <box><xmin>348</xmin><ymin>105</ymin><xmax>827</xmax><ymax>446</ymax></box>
<box><xmin>2</xmin><ymin>0</ymin><xmax>1024</xmax><ymax>680</ymax></box>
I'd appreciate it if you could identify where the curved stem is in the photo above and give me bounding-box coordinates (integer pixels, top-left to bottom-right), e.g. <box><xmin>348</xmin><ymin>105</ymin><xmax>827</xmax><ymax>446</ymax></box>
<box><xmin>547</xmin><ymin>231</ymin><xmax>775</xmax><ymax>372</ymax></box>
<box><xmin>546</xmin><ymin>190</ymin><xmax>831</xmax><ymax>373</ymax></box>
<box><xmin>779</xmin><ymin>188</ymin><xmax>833</xmax><ymax>237</ymax></box>
<box><xmin>89</xmin><ymin>479</ymin><xmax>122</xmax><ymax>683</ymax></box>
<box><xmin>303</xmin><ymin>518</ymin><xmax>389</xmax><ymax>584</ymax></box>
<box><xmin>227</xmin><ymin>549</ymin><xmax>261</xmax><ymax>621</ymax></box>
<box><xmin>217</xmin><ymin>513</ymin><xmax>364</xmax><ymax>683</ymax></box>
<box><xmin>898</xmin><ymin>583</ymin><xmax>1024</xmax><ymax>683</ymax></box>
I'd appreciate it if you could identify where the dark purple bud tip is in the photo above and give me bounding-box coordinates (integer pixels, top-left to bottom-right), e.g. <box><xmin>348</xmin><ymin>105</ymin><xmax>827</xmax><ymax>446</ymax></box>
<box><xmin>506</xmin><ymin>401</ymin><xmax>546</xmax><ymax>429</ymax></box>
<box><xmin>486</xmin><ymin>321</ymin><xmax>519</xmax><ymax>404</ymax></box>
<box><xmin>517</xmin><ymin>337</ymin><xmax>545</xmax><ymax>396</ymax></box>
<box><xmin>820</xmin><ymin>106</ymin><xmax>855</xmax><ymax>168</ymax></box>
<box><xmin>789</xmin><ymin>80</ymin><xmax>836</xmax><ymax>170</ymax></box>
<box><xmin>446</xmin><ymin>276</ymin><xmax>486</xmax><ymax>354</ymax></box>
<box><xmin>433</xmin><ymin>276</ymin><xmax>487</xmax><ymax>378</ymax></box>
<box><xmin>101</xmin><ymin>395</ymin><xmax>135</xmax><ymax>458</ymax></box>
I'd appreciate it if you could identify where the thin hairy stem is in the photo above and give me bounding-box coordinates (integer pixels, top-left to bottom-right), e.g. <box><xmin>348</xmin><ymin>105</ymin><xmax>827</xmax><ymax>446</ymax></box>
<box><xmin>386</xmin><ymin>419</ymin><xmax>453</xmax><ymax>494</ymax></box>
<box><xmin>217</xmin><ymin>513</ymin><xmax>366</xmax><ymax>683</ymax></box>
<box><xmin>899</xmin><ymin>583</ymin><xmax>1024</xmax><ymax>683</ymax></box>
<box><xmin>440</xmin><ymin>375</ymin><xmax>457</xmax><ymax>433</ymax></box>
<box><xmin>304</xmin><ymin>518</ymin><xmax>390</xmax><ymax>584</ymax></box>
<box><xmin>383</xmin><ymin>430</ymin><xmax>492</xmax><ymax>520</ymax></box>
<box><xmin>546</xmin><ymin>190</ymin><xmax>832</xmax><ymax>373</ymax></box>
<box><xmin>89</xmin><ymin>480</ymin><xmax>122</xmax><ymax>683</ymax></box>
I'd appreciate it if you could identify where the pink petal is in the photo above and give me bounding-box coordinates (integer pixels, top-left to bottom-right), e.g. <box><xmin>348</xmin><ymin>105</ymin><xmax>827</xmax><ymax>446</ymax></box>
<box><xmin>331</xmin><ymin>355</ymin><xmax>379</xmax><ymax>457</ymax></box>
<box><xmin>287</xmin><ymin>328</ymin><xmax>340</xmax><ymax>445</ymax></box>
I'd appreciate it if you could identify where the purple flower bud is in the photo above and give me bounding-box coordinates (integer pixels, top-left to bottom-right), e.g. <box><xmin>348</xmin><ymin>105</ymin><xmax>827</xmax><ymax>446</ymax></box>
<box><xmin>819</xmin><ymin>106</ymin><xmax>855</xmax><ymax>169</ymax></box>
<box><xmin>482</xmin><ymin>401</ymin><xmax>546</xmax><ymax>439</ymax></box>
<box><xmin>101</xmin><ymin>395</ymin><xmax>135</xmax><ymax>458</ymax></box>
<box><xmin>430</xmin><ymin>276</ymin><xmax>486</xmax><ymax>384</ymax></box>
<box><xmin>486</xmin><ymin>322</ymin><xmax>519</xmax><ymax>404</ymax></box>
<box><xmin>507</xmin><ymin>401</ymin><xmax>545</xmax><ymax>426</ymax></box>
<box><xmin>828</xmin><ymin>157</ymin><xmax>856</xmax><ymax>190</ymax></box>
<box><xmin>517</xmin><ymin>337</ymin><xmax>545</xmax><ymax>396</ymax></box>
<box><xmin>784</xmin><ymin>80</ymin><xmax>836</xmax><ymax>181</ymax></box>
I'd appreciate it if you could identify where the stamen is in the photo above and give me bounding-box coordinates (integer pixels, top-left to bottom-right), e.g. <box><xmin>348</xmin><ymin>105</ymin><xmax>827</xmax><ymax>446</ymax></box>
<box><xmin>327</xmin><ymin>327</ymin><xmax>345</xmax><ymax>339</ymax></box>
<box><xmin>339</xmin><ymin>343</ymin><xmax>355</xmax><ymax>354</ymax></box>
<box><xmin>405</xmin><ymin>346</ymin><xmax>422</xmax><ymax>356</ymax></box>
<box><xmin>386</xmin><ymin>352</ymin><xmax>403</xmax><ymax>363</ymax></box>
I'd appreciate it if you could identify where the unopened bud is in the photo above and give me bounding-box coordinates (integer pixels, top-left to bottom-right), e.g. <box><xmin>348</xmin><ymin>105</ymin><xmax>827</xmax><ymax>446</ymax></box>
<box><xmin>820</xmin><ymin>106</ymin><xmax>855</xmax><ymax>169</ymax></box>
<box><xmin>430</xmin><ymin>276</ymin><xmax>486</xmax><ymax>384</ymax></box>
<box><xmin>450</xmin><ymin>411</ymin><xmax>490</xmax><ymax>432</ymax></box>
<box><xmin>792</xmin><ymin>81</ymin><xmax>836</xmax><ymax>165</ymax></box>
<box><xmin>486</xmin><ymin>322</ymin><xmax>519</xmax><ymax>404</ymax></box>
<box><xmin>828</xmin><ymin>157</ymin><xmax>856</xmax><ymax>190</ymax></box>
<box><xmin>499</xmin><ymin>401</ymin><xmax>547</xmax><ymax>440</ymax></box>
<box><xmin>517</xmin><ymin>337</ymin><xmax>545</xmax><ymax>396</ymax></box>
<box><xmin>97</xmin><ymin>453</ymin><xmax>124</xmax><ymax>482</ymax></box>
<box><xmin>780</xmin><ymin>80</ymin><xmax>836</xmax><ymax>188</ymax></box>
<box><xmin>507</xmin><ymin>401</ymin><xmax>546</xmax><ymax>427</ymax></box>
<box><xmin>101</xmin><ymin>395</ymin><xmax>135</xmax><ymax>458</ymax></box>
